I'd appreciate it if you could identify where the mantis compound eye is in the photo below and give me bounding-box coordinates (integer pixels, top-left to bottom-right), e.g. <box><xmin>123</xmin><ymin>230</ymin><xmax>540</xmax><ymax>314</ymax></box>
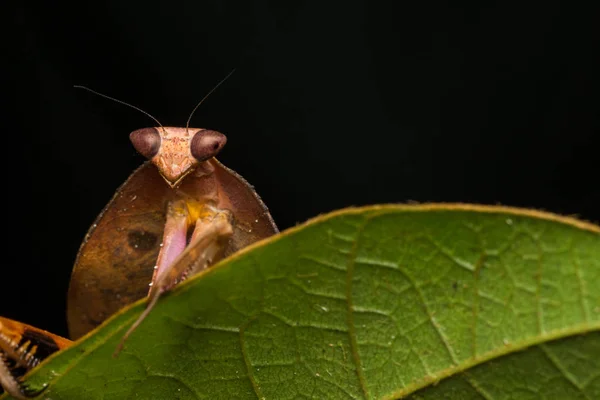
<box><xmin>130</xmin><ymin>128</ymin><xmax>161</xmax><ymax>159</ymax></box>
<box><xmin>190</xmin><ymin>129</ymin><xmax>227</xmax><ymax>162</ymax></box>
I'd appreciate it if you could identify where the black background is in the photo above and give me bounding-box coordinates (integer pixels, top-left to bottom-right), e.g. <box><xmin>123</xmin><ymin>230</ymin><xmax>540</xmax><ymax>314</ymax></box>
<box><xmin>5</xmin><ymin>1</ymin><xmax>599</xmax><ymax>338</ymax></box>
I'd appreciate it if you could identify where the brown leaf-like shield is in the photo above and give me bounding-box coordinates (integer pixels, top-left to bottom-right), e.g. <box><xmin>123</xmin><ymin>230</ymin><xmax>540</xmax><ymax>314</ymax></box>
<box><xmin>67</xmin><ymin>159</ymin><xmax>277</xmax><ymax>339</ymax></box>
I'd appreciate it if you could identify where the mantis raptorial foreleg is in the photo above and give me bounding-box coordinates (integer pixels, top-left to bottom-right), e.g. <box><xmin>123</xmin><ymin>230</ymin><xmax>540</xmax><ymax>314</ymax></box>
<box><xmin>114</xmin><ymin>204</ymin><xmax>233</xmax><ymax>356</ymax></box>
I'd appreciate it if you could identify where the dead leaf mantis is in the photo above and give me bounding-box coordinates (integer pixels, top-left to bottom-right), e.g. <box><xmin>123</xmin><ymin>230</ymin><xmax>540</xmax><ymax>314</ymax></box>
<box><xmin>69</xmin><ymin>74</ymin><xmax>278</xmax><ymax>353</ymax></box>
<box><xmin>1</xmin><ymin>73</ymin><xmax>277</xmax><ymax>397</ymax></box>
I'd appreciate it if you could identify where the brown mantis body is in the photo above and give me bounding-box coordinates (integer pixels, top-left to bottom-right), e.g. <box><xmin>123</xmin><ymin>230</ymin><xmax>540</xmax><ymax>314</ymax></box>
<box><xmin>68</xmin><ymin>126</ymin><xmax>278</xmax><ymax>348</ymax></box>
<box><xmin>67</xmin><ymin>79</ymin><xmax>277</xmax><ymax>349</ymax></box>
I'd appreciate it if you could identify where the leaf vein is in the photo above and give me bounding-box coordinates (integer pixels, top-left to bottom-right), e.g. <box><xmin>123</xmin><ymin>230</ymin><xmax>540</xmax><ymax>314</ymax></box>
<box><xmin>300</xmin><ymin>362</ymin><xmax>360</xmax><ymax>399</ymax></box>
<box><xmin>300</xmin><ymin>255</ymin><xmax>347</xmax><ymax>272</ymax></box>
<box><xmin>239</xmin><ymin>315</ymin><xmax>265</xmax><ymax>399</ymax></box>
<box><xmin>471</xmin><ymin>253</ymin><xmax>487</xmax><ymax>357</ymax></box>
<box><xmin>393</xmin><ymin>267</ymin><xmax>460</xmax><ymax>366</ymax></box>
<box><xmin>462</xmin><ymin>372</ymin><xmax>495</xmax><ymax>400</ymax></box>
<box><xmin>539</xmin><ymin>344</ymin><xmax>591</xmax><ymax>398</ymax></box>
<box><xmin>572</xmin><ymin>242</ymin><xmax>590</xmax><ymax>323</ymax></box>
<box><xmin>345</xmin><ymin>216</ymin><xmax>372</xmax><ymax>399</ymax></box>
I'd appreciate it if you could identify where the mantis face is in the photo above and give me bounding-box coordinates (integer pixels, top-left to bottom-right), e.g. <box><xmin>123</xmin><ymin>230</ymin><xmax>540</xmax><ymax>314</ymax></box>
<box><xmin>129</xmin><ymin>127</ymin><xmax>227</xmax><ymax>187</ymax></box>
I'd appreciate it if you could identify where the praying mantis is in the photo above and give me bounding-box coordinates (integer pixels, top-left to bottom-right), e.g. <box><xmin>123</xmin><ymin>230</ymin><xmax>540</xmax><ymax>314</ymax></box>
<box><xmin>1</xmin><ymin>78</ymin><xmax>278</xmax><ymax>398</ymax></box>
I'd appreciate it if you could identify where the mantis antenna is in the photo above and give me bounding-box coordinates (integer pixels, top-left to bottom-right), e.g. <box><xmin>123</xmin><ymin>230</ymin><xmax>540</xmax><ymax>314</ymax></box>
<box><xmin>185</xmin><ymin>69</ymin><xmax>236</xmax><ymax>133</ymax></box>
<box><xmin>73</xmin><ymin>85</ymin><xmax>164</xmax><ymax>129</ymax></box>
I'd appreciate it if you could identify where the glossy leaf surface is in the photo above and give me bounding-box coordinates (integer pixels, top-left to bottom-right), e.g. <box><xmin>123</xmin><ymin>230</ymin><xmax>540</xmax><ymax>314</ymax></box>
<box><xmin>5</xmin><ymin>205</ymin><xmax>599</xmax><ymax>399</ymax></box>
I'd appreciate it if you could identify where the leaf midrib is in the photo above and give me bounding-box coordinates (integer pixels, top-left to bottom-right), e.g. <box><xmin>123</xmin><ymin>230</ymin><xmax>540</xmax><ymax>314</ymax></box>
<box><xmin>383</xmin><ymin>322</ymin><xmax>600</xmax><ymax>400</ymax></box>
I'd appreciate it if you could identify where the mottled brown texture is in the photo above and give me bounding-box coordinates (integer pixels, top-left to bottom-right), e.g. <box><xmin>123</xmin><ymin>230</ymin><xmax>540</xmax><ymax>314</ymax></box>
<box><xmin>67</xmin><ymin>159</ymin><xmax>277</xmax><ymax>339</ymax></box>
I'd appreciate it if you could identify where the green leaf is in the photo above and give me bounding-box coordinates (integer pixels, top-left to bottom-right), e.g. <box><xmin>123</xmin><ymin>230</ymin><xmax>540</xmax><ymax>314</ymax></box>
<box><xmin>6</xmin><ymin>205</ymin><xmax>600</xmax><ymax>399</ymax></box>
